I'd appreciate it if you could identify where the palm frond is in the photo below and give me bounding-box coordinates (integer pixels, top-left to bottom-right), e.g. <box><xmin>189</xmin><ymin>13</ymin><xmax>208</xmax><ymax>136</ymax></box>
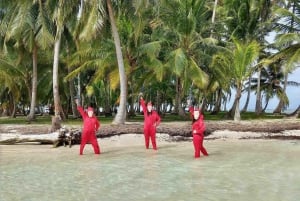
<box><xmin>187</xmin><ymin>58</ymin><xmax>209</xmax><ymax>89</ymax></box>
<box><xmin>167</xmin><ymin>48</ymin><xmax>187</xmax><ymax>76</ymax></box>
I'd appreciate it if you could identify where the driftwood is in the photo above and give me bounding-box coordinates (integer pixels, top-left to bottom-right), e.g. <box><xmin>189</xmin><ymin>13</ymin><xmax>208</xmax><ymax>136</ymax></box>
<box><xmin>97</xmin><ymin>120</ymin><xmax>300</xmax><ymax>137</ymax></box>
<box><xmin>0</xmin><ymin>127</ymin><xmax>81</xmax><ymax>147</ymax></box>
<box><xmin>52</xmin><ymin>127</ymin><xmax>82</xmax><ymax>148</ymax></box>
<box><xmin>1</xmin><ymin>120</ymin><xmax>299</xmax><ymax>146</ymax></box>
<box><xmin>0</xmin><ymin>132</ymin><xmax>60</xmax><ymax>145</ymax></box>
<box><xmin>286</xmin><ymin>105</ymin><xmax>300</xmax><ymax>118</ymax></box>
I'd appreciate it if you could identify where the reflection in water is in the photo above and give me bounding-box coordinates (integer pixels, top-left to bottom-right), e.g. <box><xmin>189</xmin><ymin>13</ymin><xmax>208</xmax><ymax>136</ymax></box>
<box><xmin>1</xmin><ymin>140</ymin><xmax>300</xmax><ymax>201</ymax></box>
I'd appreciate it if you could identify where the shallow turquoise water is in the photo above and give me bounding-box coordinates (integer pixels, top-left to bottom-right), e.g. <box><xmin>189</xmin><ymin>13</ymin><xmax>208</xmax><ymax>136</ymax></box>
<box><xmin>1</xmin><ymin>139</ymin><xmax>300</xmax><ymax>201</ymax></box>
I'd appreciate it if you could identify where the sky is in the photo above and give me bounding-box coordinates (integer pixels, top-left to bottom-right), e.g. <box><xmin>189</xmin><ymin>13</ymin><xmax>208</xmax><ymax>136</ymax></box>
<box><xmin>226</xmin><ymin>67</ymin><xmax>300</xmax><ymax>113</ymax></box>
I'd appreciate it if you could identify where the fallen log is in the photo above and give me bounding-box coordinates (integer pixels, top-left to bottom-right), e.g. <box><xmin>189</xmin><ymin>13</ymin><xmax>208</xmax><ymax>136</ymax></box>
<box><xmin>0</xmin><ymin>132</ymin><xmax>59</xmax><ymax>145</ymax></box>
<box><xmin>0</xmin><ymin>127</ymin><xmax>82</xmax><ymax>147</ymax></box>
<box><xmin>1</xmin><ymin>120</ymin><xmax>299</xmax><ymax>146</ymax></box>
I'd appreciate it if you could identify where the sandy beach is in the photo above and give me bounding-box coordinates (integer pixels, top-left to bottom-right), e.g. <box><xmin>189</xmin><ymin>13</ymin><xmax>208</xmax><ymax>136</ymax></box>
<box><xmin>1</xmin><ymin>121</ymin><xmax>300</xmax><ymax>201</ymax></box>
<box><xmin>1</xmin><ymin>126</ymin><xmax>300</xmax><ymax>157</ymax></box>
<box><xmin>0</xmin><ymin>119</ymin><xmax>299</xmax><ymax>158</ymax></box>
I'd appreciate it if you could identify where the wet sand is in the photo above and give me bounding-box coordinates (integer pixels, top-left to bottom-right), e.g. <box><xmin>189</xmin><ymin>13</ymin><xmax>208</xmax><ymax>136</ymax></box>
<box><xmin>1</xmin><ymin>128</ymin><xmax>300</xmax><ymax>157</ymax></box>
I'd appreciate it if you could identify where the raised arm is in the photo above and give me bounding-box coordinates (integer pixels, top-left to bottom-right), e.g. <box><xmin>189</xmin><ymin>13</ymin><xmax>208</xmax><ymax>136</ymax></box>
<box><xmin>75</xmin><ymin>99</ymin><xmax>87</xmax><ymax>119</ymax></box>
<box><xmin>140</xmin><ymin>97</ymin><xmax>147</xmax><ymax>114</ymax></box>
<box><xmin>77</xmin><ymin>106</ymin><xmax>87</xmax><ymax>119</ymax></box>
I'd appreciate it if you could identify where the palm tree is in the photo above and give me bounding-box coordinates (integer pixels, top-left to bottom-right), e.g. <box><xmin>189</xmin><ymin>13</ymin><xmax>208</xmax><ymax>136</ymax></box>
<box><xmin>223</xmin><ymin>0</ymin><xmax>274</xmax><ymax>115</ymax></box>
<box><xmin>2</xmin><ymin>1</ymin><xmax>53</xmax><ymax>121</ymax></box>
<box><xmin>270</xmin><ymin>0</ymin><xmax>300</xmax><ymax>113</ymax></box>
<box><xmin>153</xmin><ymin>0</ymin><xmax>211</xmax><ymax>116</ymax></box>
<box><xmin>106</xmin><ymin>0</ymin><xmax>127</xmax><ymax>124</ymax></box>
<box><xmin>245</xmin><ymin>63</ymin><xmax>299</xmax><ymax>113</ymax></box>
<box><xmin>212</xmin><ymin>38</ymin><xmax>260</xmax><ymax>121</ymax></box>
<box><xmin>0</xmin><ymin>57</ymin><xmax>24</xmax><ymax>117</ymax></box>
<box><xmin>48</xmin><ymin>0</ymin><xmax>80</xmax><ymax>122</ymax></box>
<box><xmin>65</xmin><ymin>0</ymin><xmax>165</xmax><ymax>118</ymax></box>
<box><xmin>70</xmin><ymin>0</ymin><xmax>127</xmax><ymax>124</ymax></box>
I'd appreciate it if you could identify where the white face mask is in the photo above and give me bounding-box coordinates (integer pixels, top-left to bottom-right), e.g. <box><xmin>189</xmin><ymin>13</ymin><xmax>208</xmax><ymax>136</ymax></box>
<box><xmin>147</xmin><ymin>105</ymin><xmax>152</xmax><ymax>112</ymax></box>
<box><xmin>194</xmin><ymin>111</ymin><xmax>200</xmax><ymax>120</ymax></box>
<box><xmin>88</xmin><ymin>111</ymin><xmax>94</xmax><ymax>117</ymax></box>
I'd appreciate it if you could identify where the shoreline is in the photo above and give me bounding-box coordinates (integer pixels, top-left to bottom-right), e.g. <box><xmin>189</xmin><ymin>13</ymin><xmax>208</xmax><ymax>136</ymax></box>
<box><xmin>0</xmin><ymin>119</ymin><xmax>300</xmax><ymax>146</ymax></box>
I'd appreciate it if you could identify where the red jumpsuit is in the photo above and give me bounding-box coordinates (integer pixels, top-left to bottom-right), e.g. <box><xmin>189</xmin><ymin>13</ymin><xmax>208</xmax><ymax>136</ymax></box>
<box><xmin>77</xmin><ymin>106</ymin><xmax>100</xmax><ymax>155</ymax></box>
<box><xmin>140</xmin><ymin>99</ymin><xmax>161</xmax><ymax>150</ymax></box>
<box><xmin>189</xmin><ymin>107</ymin><xmax>208</xmax><ymax>158</ymax></box>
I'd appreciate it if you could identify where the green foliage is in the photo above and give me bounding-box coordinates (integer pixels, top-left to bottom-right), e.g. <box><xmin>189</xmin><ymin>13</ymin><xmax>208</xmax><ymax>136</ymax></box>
<box><xmin>0</xmin><ymin>111</ymin><xmax>287</xmax><ymax>125</ymax></box>
<box><xmin>0</xmin><ymin>0</ymin><xmax>299</xmax><ymax>120</ymax></box>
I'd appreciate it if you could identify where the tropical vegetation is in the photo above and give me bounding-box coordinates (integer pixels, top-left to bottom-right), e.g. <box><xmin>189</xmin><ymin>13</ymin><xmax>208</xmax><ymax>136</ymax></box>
<box><xmin>0</xmin><ymin>0</ymin><xmax>299</xmax><ymax>124</ymax></box>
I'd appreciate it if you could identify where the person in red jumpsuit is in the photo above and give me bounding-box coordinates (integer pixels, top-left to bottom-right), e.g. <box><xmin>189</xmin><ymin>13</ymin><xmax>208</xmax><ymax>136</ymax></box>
<box><xmin>140</xmin><ymin>97</ymin><xmax>161</xmax><ymax>150</ymax></box>
<box><xmin>75</xmin><ymin>99</ymin><xmax>100</xmax><ymax>155</ymax></box>
<box><xmin>189</xmin><ymin>106</ymin><xmax>208</xmax><ymax>158</ymax></box>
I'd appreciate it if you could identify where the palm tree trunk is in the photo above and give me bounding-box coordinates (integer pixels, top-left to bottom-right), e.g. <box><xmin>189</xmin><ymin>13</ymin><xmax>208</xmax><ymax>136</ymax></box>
<box><xmin>52</xmin><ymin>30</ymin><xmax>65</xmax><ymax>123</ymax></box>
<box><xmin>210</xmin><ymin>0</ymin><xmax>218</xmax><ymax>37</ymax></box>
<box><xmin>107</xmin><ymin>0</ymin><xmax>127</xmax><ymax>124</ymax></box>
<box><xmin>255</xmin><ymin>68</ymin><xmax>262</xmax><ymax>115</ymax></box>
<box><xmin>9</xmin><ymin>93</ymin><xmax>16</xmax><ymax>118</ymax></box>
<box><xmin>174</xmin><ymin>77</ymin><xmax>180</xmax><ymax>114</ymax></box>
<box><xmin>273</xmin><ymin>74</ymin><xmax>288</xmax><ymax>114</ymax></box>
<box><xmin>262</xmin><ymin>97</ymin><xmax>269</xmax><ymax>112</ymax></box>
<box><xmin>69</xmin><ymin>78</ymin><xmax>78</xmax><ymax>118</ymax></box>
<box><xmin>211</xmin><ymin>89</ymin><xmax>222</xmax><ymax>114</ymax></box>
<box><xmin>156</xmin><ymin>90</ymin><xmax>161</xmax><ymax>114</ymax></box>
<box><xmin>242</xmin><ymin>76</ymin><xmax>251</xmax><ymax>112</ymax></box>
<box><xmin>234</xmin><ymin>87</ymin><xmax>242</xmax><ymax>121</ymax></box>
<box><xmin>104</xmin><ymin>79</ymin><xmax>112</xmax><ymax>116</ymax></box>
<box><xmin>174</xmin><ymin>77</ymin><xmax>185</xmax><ymax>116</ymax></box>
<box><xmin>27</xmin><ymin>44</ymin><xmax>38</xmax><ymax>121</ymax></box>
<box><xmin>228</xmin><ymin>99</ymin><xmax>237</xmax><ymax>119</ymax></box>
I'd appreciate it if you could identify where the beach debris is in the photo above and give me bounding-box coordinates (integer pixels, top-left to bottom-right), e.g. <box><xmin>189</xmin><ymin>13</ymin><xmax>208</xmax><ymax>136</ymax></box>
<box><xmin>53</xmin><ymin>127</ymin><xmax>81</xmax><ymax>148</ymax></box>
<box><xmin>0</xmin><ymin>126</ymin><xmax>82</xmax><ymax>147</ymax></box>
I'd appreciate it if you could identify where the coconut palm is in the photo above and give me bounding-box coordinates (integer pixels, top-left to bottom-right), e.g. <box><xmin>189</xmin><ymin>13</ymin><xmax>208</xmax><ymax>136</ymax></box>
<box><xmin>103</xmin><ymin>0</ymin><xmax>128</xmax><ymax>124</ymax></box>
<box><xmin>70</xmin><ymin>0</ymin><xmax>126</xmax><ymax>124</ymax></box>
<box><xmin>0</xmin><ymin>56</ymin><xmax>24</xmax><ymax>117</ymax></box>
<box><xmin>66</xmin><ymin>0</ymin><xmax>164</xmax><ymax>121</ymax></box>
<box><xmin>244</xmin><ymin>62</ymin><xmax>300</xmax><ymax>113</ymax></box>
<box><xmin>212</xmin><ymin>38</ymin><xmax>260</xmax><ymax>121</ymax></box>
<box><xmin>223</xmin><ymin>0</ymin><xmax>274</xmax><ymax>115</ymax></box>
<box><xmin>270</xmin><ymin>0</ymin><xmax>300</xmax><ymax>113</ymax></box>
<box><xmin>2</xmin><ymin>0</ymin><xmax>53</xmax><ymax>121</ymax></box>
<box><xmin>46</xmin><ymin>0</ymin><xmax>81</xmax><ymax>122</ymax></box>
<box><xmin>151</xmin><ymin>0</ymin><xmax>211</xmax><ymax>116</ymax></box>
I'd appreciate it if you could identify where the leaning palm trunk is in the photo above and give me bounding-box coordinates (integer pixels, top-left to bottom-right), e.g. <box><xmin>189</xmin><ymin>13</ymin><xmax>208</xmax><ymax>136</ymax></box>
<box><xmin>234</xmin><ymin>87</ymin><xmax>242</xmax><ymax>121</ymax></box>
<box><xmin>242</xmin><ymin>76</ymin><xmax>252</xmax><ymax>112</ymax></box>
<box><xmin>262</xmin><ymin>97</ymin><xmax>270</xmax><ymax>113</ymax></box>
<box><xmin>228</xmin><ymin>86</ymin><xmax>242</xmax><ymax>121</ymax></box>
<box><xmin>27</xmin><ymin>45</ymin><xmax>38</xmax><ymax>121</ymax></box>
<box><xmin>9</xmin><ymin>94</ymin><xmax>16</xmax><ymax>118</ymax></box>
<box><xmin>287</xmin><ymin>105</ymin><xmax>300</xmax><ymax>118</ymax></box>
<box><xmin>107</xmin><ymin>0</ymin><xmax>127</xmax><ymax>124</ymax></box>
<box><xmin>273</xmin><ymin>74</ymin><xmax>288</xmax><ymax>114</ymax></box>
